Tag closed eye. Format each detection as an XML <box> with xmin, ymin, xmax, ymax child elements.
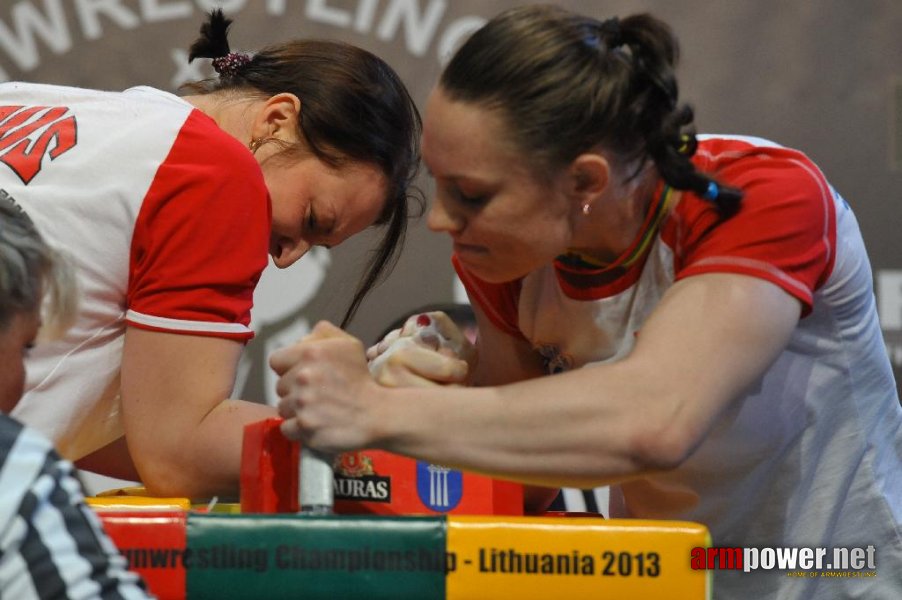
<box><xmin>454</xmin><ymin>189</ymin><xmax>489</xmax><ymax>207</ymax></box>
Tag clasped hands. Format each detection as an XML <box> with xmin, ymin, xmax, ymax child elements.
<box><xmin>271</xmin><ymin>312</ymin><xmax>474</xmax><ymax>452</ymax></box>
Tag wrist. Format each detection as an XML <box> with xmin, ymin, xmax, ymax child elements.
<box><xmin>364</xmin><ymin>382</ymin><xmax>401</xmax><ymax>450</ymax></box>
<box><xmin>365</xmin><ymin>385</ymin><xmax>427</xmax><ymax>456</ymax></box>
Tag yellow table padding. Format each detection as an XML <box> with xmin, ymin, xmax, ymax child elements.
<box><xmin>86</xmin><ymin>495</ymin><xmax>192</xmax><ymax>510</ymax></box>
<box><xmin>446</xmin><ymin>516</ymin><xmax>711</xmax><ymax>600</ymax></box>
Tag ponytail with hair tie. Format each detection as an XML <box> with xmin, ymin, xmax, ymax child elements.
<box><xmin>597</xmin><ymin>17</ymin><xmax>623</xmax><ymax>49</ymax></box>
<box><xmin>188</xmin><ymin>9</ymin><xmax>252</xmax><ymax>79</ymax></box>
<box><xmin>211</xmin><ymin>53</ymin><xmax>252</xmax><ymax>78</ymax></box>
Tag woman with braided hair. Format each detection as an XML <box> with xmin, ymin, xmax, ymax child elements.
<box><xmin>273</xmin><ymin>5</ymin><xmax>902</xmax><ymax>598</ymax></box>
<box><xmin>2</xmin><ymin>9</ymin><xmax>421</xmax><ymax>499</ymax></box>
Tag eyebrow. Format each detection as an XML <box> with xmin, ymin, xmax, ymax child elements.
<box><xmin>425</xmin><ymin>169</ymin><xmax>489</xmax><ymax>187</ymax></box>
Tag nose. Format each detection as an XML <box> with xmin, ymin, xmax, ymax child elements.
<box><xmin>272</xmin><ymin>237</ymin><xmax>312</xmax><ymax>268</ymax></box>
<box><xmin>427</xmin><ymin>196</ymin><xmax>463</xmax><ymax>234</ymax></box>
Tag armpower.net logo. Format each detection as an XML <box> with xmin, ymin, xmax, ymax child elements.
<box><xmin>691</xmin><ymin>545</ymin><xmax>877</xmax><ymax>578</ymax></box>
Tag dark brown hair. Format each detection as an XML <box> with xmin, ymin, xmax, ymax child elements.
<box><xmin>185</xmin><ymin>10</ymin><xmax>422</xmax><ymax>326</ymax></box>
<box><xmin>440</xmin><ymin>5</ymin><xmax>741</xmax><ymax>215</ymax></box>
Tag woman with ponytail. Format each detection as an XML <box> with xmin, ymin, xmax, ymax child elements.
<box><xmin>1</xmin><ymin>10</ymin><xmax>421</xmax><ymax>499</ymax></box>
<box><xmin>273</xmin><ymin>6</ymin><xmax>902</xmax><ymax>598</ymax></box>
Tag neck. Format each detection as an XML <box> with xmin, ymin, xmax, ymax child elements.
<box><xmin>182</xmin><ymin>94</ymin><xmax>216</xmax><ymax>116</ymax></box>
<box><xmin>183</xmin><ymin>93</ymin><xmax>256</xmax><ymax>143</ymax></box>
<box><xmin>569</xmin><ymin>166</ymin><xmax>660</xmax><ymax>264</ymax></box>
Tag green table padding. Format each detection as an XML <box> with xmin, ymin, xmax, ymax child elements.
<box><xmin>186</xmin><ymin>514</ymin><xmax>447</xmax><ymax>599</ymax></box>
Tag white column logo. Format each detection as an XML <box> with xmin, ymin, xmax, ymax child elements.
<box><xmin>428</xmin><ymin>465</ymin><xmax>450</xmax><ymax>507</ymax></box>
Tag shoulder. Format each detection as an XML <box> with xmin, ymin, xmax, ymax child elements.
<box><xmin>138</xmin><ymin>101</ymin><xmax>268</xmax><ymax>220</ymax></box>
<box><xmin>0</xmin><ymin>412</ymin><xmax>26</xmax><ymax>454</ymax></box>
<box><xmin>160</xmin><ymin>106</ymin><xmax>267</xmax><ymax>197</ymax></box>
<box><xmin>127</xmin><ymin>102</ymin><xmax>269</xmax><ymax>337</ymax></box>
<box><xmin>114</xmin><ymin>87</ymin><xmax>262</xmax><ymax>179</ymax></box>
<box><xmin>0</xmin><ymin>417</ymin><xmax>150</xmax><ymax>598</ymax></box>
<box><xmin>0</xmin><ymin>415</ymin><xmax>58</xmax><ymax>506</ymax></box>
<box><xmin>664</xmin><ymin>135</ymin><xmax>838</xmax><ymax>310</ymax></box>
<box><xmin>673</xmin><ymin>135</ymin><xmax>833</xmax><ymax>230</ymax></box>
<box><xmin>0</xmin><ymin>413</ymin><xmax>53</xmax><ymax>455</ymax></box>
<box><xmin>693</xmin><ymin>135</ymin><xmax>829</xmax><ymax>195</ymax></box>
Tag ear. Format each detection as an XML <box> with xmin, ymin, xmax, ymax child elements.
<box><xmin>567</xmin><ymin>152</ymin><xmax>610</xmax><ymax>212</ymax></box>
<box><xmin>252</xmin><ymin>93</ymin><xmax>301</xmax><ymax>142</ymax></box>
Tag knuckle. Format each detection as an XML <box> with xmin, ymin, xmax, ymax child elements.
<box><xmin>290</xmin><ymin>366</ymin><xmax>308</xmax><ymax>385</ymax></box>
<box><xmin>374</xmin><ymin>370</ymin><xmax>398</xmax><ymax>388</ymax></box>
<box><xmin>385</xmin><ymin>350</ymin><xmax>407</xmax><ymax>367</ymax></box>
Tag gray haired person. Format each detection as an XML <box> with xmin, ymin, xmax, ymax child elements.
<box><xmin>0</xmin><ymin>192</ymin><xmax>149</xmax><ymax>599</ymax></box>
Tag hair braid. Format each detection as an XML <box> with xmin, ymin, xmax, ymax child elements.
<box><xmin>620</xmin><ymin>14</ymin><xmax>742</xmax><ymax>216</ymax></box>
<box><xmin>442</xmin><ymin>6</ymin><xmax>743</xmax><ymax>218</ymax></box>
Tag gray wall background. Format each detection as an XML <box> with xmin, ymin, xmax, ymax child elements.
<box><xmin>2</xmin><ymin>0</ymin><xmax>900</xmax><ymax>405</ymax></box>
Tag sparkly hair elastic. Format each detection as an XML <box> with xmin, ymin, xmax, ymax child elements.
<box><xmin>211</xmin><ymin>52</ymin><xmax>252</xmax><ymax>77</ymax></box>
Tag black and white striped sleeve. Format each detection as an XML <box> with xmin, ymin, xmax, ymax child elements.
<box><xmin>549</xmin><ymin>487</ymin><xmax>611</xmax><ymax>516</ymax></box>
<box><xmin>0</xmin><ymin>416</ymin><xmax>151</xmax><ymax>599</ymax></box>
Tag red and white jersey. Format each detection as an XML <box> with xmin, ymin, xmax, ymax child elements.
<box><xmin>0</xmin><ymin>82</ymin><xmax>270</xmax><ymax>460</ymax></box>
<box><xmin>457</xmin><ymin>136</ymin><xmax>902</xmax><ymax>597</ymax></box>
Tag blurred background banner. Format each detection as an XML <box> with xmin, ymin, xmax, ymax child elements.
<box><xmin>2</xmin><ymin>0</ymin><xmax>901</xmax><ymax>404</ymax></box>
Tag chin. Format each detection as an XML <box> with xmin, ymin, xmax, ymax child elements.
<box><xmin>456</xmin><ymin>246</ymin><xmax>541</xmax><ymax>284</ymax></box>
<box><xmin>461</xmin><ymin>260</ymin><xmax>528</xmax><ymax>285</ymax></box>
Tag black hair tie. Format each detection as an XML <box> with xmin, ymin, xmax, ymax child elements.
<box><xmin>598</xmin><ymin>17</ymin><xmax>623</xmax><ymax>49</ymax></box>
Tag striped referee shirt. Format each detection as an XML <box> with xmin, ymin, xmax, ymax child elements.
<box><xmin>0</xmin><ymin>414</ymin><xmax>150</xmax><ymax>599</ymax></box>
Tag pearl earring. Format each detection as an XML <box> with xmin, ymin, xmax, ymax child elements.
<box><xmin>582</xmin><ymin>203</ymin><xmax>591</xmax><ymax>215</ymax></box>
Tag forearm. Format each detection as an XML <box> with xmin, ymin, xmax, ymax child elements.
<box><xmin>278</xmin><ymin>278</ymin><xmax>799</xmax><ymax>494</ymax></box>
<box><xmin>137</xmin><ymin>399</ymin><xmax>276</xmax><ymax>499</ymax></box>
<box><xmin>378</xmin><ymin>275</ymin><xmax>801</xmax><ymax>489</ymax></box>
<box><xmin>374</xmin><ymin>359</ymin><xmax>673</xmax><ymax>490</ymax></box>
<box><xmin>122</xmin><ymin>328</ymin><xmax>280</xmax><ymax>499</ymax></box>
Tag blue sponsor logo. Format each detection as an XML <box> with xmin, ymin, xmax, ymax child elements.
<box><xmin>416</xmin><ymin>461</ymin><xmax>463</xmax><ymax>512</ymax></box>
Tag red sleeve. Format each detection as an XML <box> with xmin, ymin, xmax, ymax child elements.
<box><xmin>452</xmin><ymin>254</ymin><xmax>526</xmax><ymax>339</ymax></box>
<box><xmin>669</xmin><ymin>145</ymin><xmax>837</xmax><ymax>316</ymax></box>
<box><xmin>126</xmin><ymin>110</ymin><xmax>270</xmax><ymax>340</ymax></box>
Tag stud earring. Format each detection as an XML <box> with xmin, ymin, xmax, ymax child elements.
<box><xmin>582</xmin><ymin>203</ymin><xmax>592</xmax><ymax>216</ymax></box>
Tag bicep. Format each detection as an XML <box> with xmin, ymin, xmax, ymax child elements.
<box><xmin>120</xmin><ymin>327</ymin><xmax>243</xmax><ymax>468</ymax></box>
<box><xmin>626</xmin><ymin>273</ymin><xmax>801</xmax><ymax>450</ymax></box>
<box><xmin>469</xmin><ymin>300</ymin><xmax>545</xmax><ymax>386</ymax></box>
